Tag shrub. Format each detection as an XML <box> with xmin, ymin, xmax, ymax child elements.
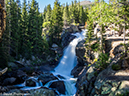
<box><xmin>95</xmin><ymin>53</ymin><xmax>109</xmax><ymax>70</ymax></box>
<box><xmin>91</xmin><ymin>42</ymin><xmax>100</xmax><ymax>52</ymax></box>
<box><xmin>112</xmin><ymin>64</ymin><xmax>121</xmax><ymax>71</ymax></box>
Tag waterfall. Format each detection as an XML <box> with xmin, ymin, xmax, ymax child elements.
<box><xmin>14</xmin><ymin>29</ymin><xmax>87</xmax><ymax>96</ymax></box>
<box><xmin>52</xmin><ymin>29</ymin><xmax>87</xmax><ymax>95</ymax></box>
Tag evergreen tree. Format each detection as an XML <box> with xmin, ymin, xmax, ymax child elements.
<box><xmin>44</xmin><ymin>4</ymin><xmax>51</xmax><ymax>22</ymax></box>
<box><xmin>63</xmin><ymin>3</ymin><xmax>70</xmax><ymax>26</ymax></box>
<box><xmin>79</xmin><ymin>6</ymin><xmax>86</xmax><ymax>25</ymax></box>
<box><xmin>43</xmin><ymin>6</ymin><xmax>47</xmax><ymax>23</ymax></box>
<box><xmin>9</xmin><ymin>0</ymin><xmax>20</xmax><ymax>58</ymax></box>
<box><xmin>50</xmin><ymin>0</ymin><xmax>63</xmax><ymax>45</ymax></box>
<box><xmin>21</xmin><ymin>0</ymin><xmax>29</xmax><ymax>57</ymax></box>
<box><xmin>70</xmin><ymin>1</ymin><xmax>75</xmax><ymax>23</ymax></box>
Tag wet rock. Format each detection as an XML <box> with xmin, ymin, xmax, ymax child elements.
<box><xmin>3</xmin><ymin>77</ymin><xmax>16</xmax><ymax>85</ymax></box>
<box><xmin>38</xmin><ymin>73</ymin><xmax>58</xmax><ymax>85</ymax></box>
<box><xmin>52</xmin><ymin>44</ymin><xmax>58</xmax><ymax>48</ymax></box>
<box><xmin>57</xmin><ymin>75</ymin><xmax>65</xmax><ymax>79</ymax></box>
<box><xmin>71</xmin><ymin>65</ymin><xmax>84</xmax><ymax>77</ymax></box>
<box><xmin>0</xmin><ymin>86</ymin><xmax>9</xmax><ymax>92</ymax></box>
<box><xmin>15</xmin><ymin>70</ymin><xmax>28</xmax><ymax>84</ymax></box>
<box><xmin>29</xmin><ymin>88</ymin><xmax>55</xmax><ymax>96</ymax></box>
<box><xmin>25</xmin><ymin>78</ymin><xmax>37</xmax><ymax>87</ymax></box>
<box><xmin>75</xmin><ymin>40</ymin><xmax>86</xmax><ymax>66</ymax></box>
<box><xmin>61</xmin><ymin>32</ymin><xmax>76</xmax><ymax>48</ymax></box>
<box><xmin>49</xmin><ymin>81</ymin><xmax>66</xmax><ymax>95</ymax></box>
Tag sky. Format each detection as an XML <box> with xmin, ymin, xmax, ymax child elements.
<box><xmin>20</xmin><ymin>0</ymin><xmax>93</xmax><ymax>12</ymax></box>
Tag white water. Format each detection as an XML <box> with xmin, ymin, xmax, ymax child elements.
<box><xmin>14</xmin><ymin>29</ymin><xmax>87</xmax><ymax>96</ymax></box>
<box><xmin>51</xmin><ymin>29</ymin><xmax>87</xmax><ymax>95</ymax></box>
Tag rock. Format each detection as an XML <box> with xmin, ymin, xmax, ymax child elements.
<box><xmin>38</xmin><ymin>73</ymin><xmax>58</xmax><ymax>85</ymax></box>
<box><xmin>86</xmin><ymin>65</ymin><xmax>96</xmax><ymax>81</ymax></box>
<box><xmin>71</xmin><ymin>65</ymin><xmax>84</xmax><ymax>77</ymax></box>
<box><xmin>75</xmin><ymin>40</ymin><xmax>86</xmax><ymax>66</ymax></box>
<box><xmin>51</xmin><ymin>44</ymin><xmax>63</xmax><ymax>55</ymax></box>
<box><xmin>113</xmin><ymin>44</ymin><xmax>125</xmax><ymax>55</ymax></box>
<box><xmin>32</xmin><ymin>56</ymin><xmax>36</xmax><ymax>61</ymax></box>
<box><xmin>93</xmin><ymin>56</ymin><xmax>129</xmax><ymax>95</ymax></box>
<box><xmin>66</xmin><ymin>27</ymin><xmax>73</xmax><ymax>33</ymax></box>
<box><xmin>8</xmin><ymin>62</ymin><xmax>18</xmax><ymax>70</ymax></box>
<box><xmin>20</xmin><ymin>67</ymin><xmax>33</xmax><ymax>75</ymax></box>
<box><xmin>75</xmin><ymin>64</ymin><xmax>98</xmax><ymax>96</ymax></box>
<box><xmin>3</xmin><ymin>77</ymin><xmax>16</xmax><ymax>85</ymax></box>
<box><xmin>25</xmin><ymin>78</ymin><xmax>37</xmax><ymax>87</ymax></box>
<box><xmin>52</xmin><ymin>43</ymin><xmax>58</xmax><ymax>48</ymax></box>
<box><xmin>49</xmin><ymin>80</ymin><xmax>66</xmax><ymax>95</ymax></box>
<box><xmin>29</xmin><ymin>88</ymin><xmax>55</xmax><ymax>96</ymax></box>
<box><xmin>61</xmin><ymin>32</ymin><xmax>76</xmax><ymax>48</ymax></box>
<box><xmin>70</xmin><ymin>25</ymin><xmax>79</xmax><ymax>33</ymax></box>
<box><xmin>57</xmin><ymin>75</ymin><xmax>65</xmax><ymax>79</ymax></box>
<box><xmin>14</xmin><ymin>61</ymin><xmax>25</xmax><ymax>67</ymax></box>
<box><xmin>7</xmin><ymin>89</ymin><xmax>22</xmax><ymax>93</ymax></box>
<box><xmin>119</xmin><ymin>81</ymin><xmax>129</xmax><ymax>90</ymax></box>
<box><xmin>0</xmin><ymin>86</ymin><xmax>9</xmax><ymax>92</ymax></box>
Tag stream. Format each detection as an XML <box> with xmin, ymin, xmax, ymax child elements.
<box><xmin>15</xmin><ymin>29</ymin><xmax>87</xmax><ymax>96</ymax></box>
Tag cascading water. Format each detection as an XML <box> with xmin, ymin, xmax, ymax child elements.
<box><xmin>51</xmin><ymin>29</ymin><xmax>87</xmax><ymax>95</ymax></box>
<box><xmin>15</xmin><ymin>29</ymin><xmax>87</xmax><ymax>96</ymax></box>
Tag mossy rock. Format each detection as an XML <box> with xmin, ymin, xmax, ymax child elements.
<box><xmin>112</xmin><ymin>64</ymin><xmax>121</xmax><ymax>71</ymax></box>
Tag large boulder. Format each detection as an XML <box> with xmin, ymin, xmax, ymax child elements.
<box><xmin>38</xmin><ymin>73</ymin><xmax>58</xmax><ymax>85</ymax></box>
<box><xmin>75</xmin><ymin>40</ymin><xmax>86</xmax><ymax>66</ymax></box>
<box><xmin>49</xmin><ymin>80</ymin><xmax>66</xmax><ymax>95</ymax></box>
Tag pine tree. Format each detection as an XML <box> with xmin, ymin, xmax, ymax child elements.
<box><xmin>9</xmin><ymin>0</ymin><xmax>20</xmax><ymax>58</ymax></box>
<box><xmin>70</xmin><ymin>1</ymin><xmax>75</xmax><ymax>23</ymax></box>
<box><xmin>45</xmin><ymin>4</ymin><xmax>52</xmax><ymax>22</ymax></box>
<box><xmin>43</xmin><ymin>6</ymin><xmax>47</xmax><ymax>23</ymax></box>
<box><xmin>63</xmin><ymin>3</ymin><xmax>70</xmax><ymax>26</ymax></box>
<box><xmin>21</xmin><ymin>0</ymin><xmax>29</xmax><ymax>57</ymax></box>
<box><xmin>50</xmin><ymin>0</ymin><xmax>63</xmax><ymax>45</ymax></box>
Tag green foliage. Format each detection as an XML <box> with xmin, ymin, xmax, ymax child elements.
<box><xmin>0</xmin><ymin>43</ymin><xmax>8</xmax><ymax>68</ymax></box>
<box><xmin>91</xmin><ymin>42</ymin><xmax>100</xmax><ymax>52</ymax></box>
<box><xmin>42</xmin><ymin>21</ymin><xmax>50</xmax><ymax>28</ymax></box>
<box><xmin>2</xmin><ymin>0</ymin><xmax>49</xmax><ymax>61</ymax></box>
<box><xmin>44</xmin><ymin>4</ymin><xmax>52</xmax><ymax>22</ymax></box>
<box><xmin>63</xmin><ymin>3</ymin><xmax>70</xmax><ymax>25</ymax></box>
<box><xmin>49</xmin><ymin>0</ymin><xmax>63</xmax><ymax>45</ymax></box>
<box><xmin>117</xmin><ymin>91</ymin><xmax>129</xmax><ymax>96</ymax></box>
<box><xmin>112</xmin><ymin>64</ymin><xmax>121</xmax><ymax>71</ymax></box>
<box><xmin>95</xmin><ymin>53</ymin><xmax>109</xmax><ymax>70</ymax></box>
